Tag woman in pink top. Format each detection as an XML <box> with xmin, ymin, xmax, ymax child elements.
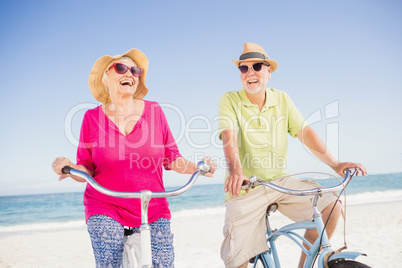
<box><xmin>52</xmin><ymin>48</ymin><xmax>216</xmax><ymax>267</ymax></box>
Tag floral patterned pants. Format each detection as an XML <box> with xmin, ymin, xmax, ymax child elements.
<box><xmin>87</xmin><ymin>215</ymin><xmax>174</xmax><ymax>268</ymax></box>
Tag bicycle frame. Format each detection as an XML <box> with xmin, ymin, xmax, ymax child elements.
<box><xmin>246</xmin><ymin>170</ymin><xmax>366</xmax><ymax>268</ymax></box>
<box><xmin>62</xmin><ymin>161</ymin><xmax>211</xmax><ymax>268</ymax></box>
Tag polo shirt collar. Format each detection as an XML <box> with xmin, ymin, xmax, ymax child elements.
<box><xmin>239</xmin><ymin>88</ymin><xmax>278</xmax><ymax>109</ymax></box>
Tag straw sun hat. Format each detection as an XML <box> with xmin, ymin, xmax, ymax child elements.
<box><xmin>88</xmin><ymin>48</ymin><xmax>149</xmax><ymax>103</ymax></box>
<box><xmin>232</xmin><ymin>42</ymin><xmax>278</xmax><ymax>72</ymax></box>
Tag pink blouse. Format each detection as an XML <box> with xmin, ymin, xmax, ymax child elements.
<box><xmin>76</xmin><ymin>100</ymin><xmax>182</xmax><ymax>227</ymax></box>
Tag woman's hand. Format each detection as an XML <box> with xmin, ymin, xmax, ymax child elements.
<box><xmin>51</xmin><ymin>157</ymin><xmax>87</xmax><ymax>182</ymax></box>
<box><xmin>168</xmin><ymin>156</ymin><xmax>217</xmax><ymax>177</ymax></box>
<box><xmin>201</xmin><ymin>156</ymin><xmax>217</xmax><ymax>178</ymax></box>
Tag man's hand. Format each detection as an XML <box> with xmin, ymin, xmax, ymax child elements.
<box><xmin>225</xmin><ymin>173</ymin><xmax>250</xmax><ymax>197</ymax></box>
<box><xmin>332</xmin><ymin>162</ymin><xmax>368</xmax><ymax>177</ymax></box>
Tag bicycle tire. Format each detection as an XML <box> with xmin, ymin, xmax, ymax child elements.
<box><xmin>248</xmin><ymin>255</ymin><xmax>269</xmax><ymax>268</ymax></box>
<box><xmin>328</xmin><ymin>259</ymin><xmax>371</xmax><ymax>268</ymax></box>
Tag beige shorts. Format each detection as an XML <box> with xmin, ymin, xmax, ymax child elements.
<box><xmin>220</xmin><ymin>176</ymin><xmax>338</xmax><ymax>268</ymax></box>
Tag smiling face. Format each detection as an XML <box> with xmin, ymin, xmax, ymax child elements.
<box><xmin>103</xmin><ymin>57</ymin><xmax>140</xmax><ymax>101</ymax></box>
<box><xmin>240</xmin><ymin>61</ymin><xmax>271</xmax><ymax>96</ymax></box>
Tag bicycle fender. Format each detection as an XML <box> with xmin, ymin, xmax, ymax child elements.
<box><xmin>328</xmin><ymin>251</ymin><xmax>367</xmax><ymax>262</ymax></box>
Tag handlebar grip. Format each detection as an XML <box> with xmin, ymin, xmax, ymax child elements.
<box><xmin>197</xmin><ymin>161</ymin><xmax>211</xmax><ymax>174</ymax></box>
<box><xmin>62</xmin><ymin>166</ymin><xmax>73</xmax><ymax>174</ymax></box>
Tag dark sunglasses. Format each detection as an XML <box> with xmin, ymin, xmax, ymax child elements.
<box><xmin>238</xmin><ymin>63</ymin><xmax>270</xmax><ymax>74</ymax></box>
<box><xmin>110</xmin><ymin>63</ymin><xmax>143</xmax><ymax>77</ymax></box>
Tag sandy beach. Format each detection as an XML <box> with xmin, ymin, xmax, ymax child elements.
<box><xmin>1</xmin><ymin>201</ymin><xmax>401</xmax><ymax>267</ymax></box>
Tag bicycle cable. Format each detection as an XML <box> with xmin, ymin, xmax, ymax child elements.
<box><xmin>315</xmin><ymin>169</ymin><xmax>357</xmax><ymax>266</ymax></box>
<box><xmin>274</xmin><ymin>171</ymin><xmax>341</xmax><ymax>182</ymax></box>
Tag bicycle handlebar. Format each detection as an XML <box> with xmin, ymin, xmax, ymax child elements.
<box><xmin>62</xmin><ymin>161</ymin><xmax>211</xmax><ymax>199</ymax></box>
<box><xmin>241</xmin><ymin>169</ymin><xmax>358</xmax><ymax>196</ymax></box>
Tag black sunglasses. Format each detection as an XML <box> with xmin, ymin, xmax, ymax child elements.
<box><xmin>238</xmin><ymin>63</ymin><xmax>270</xmax><ymax>74</ymax></box>
<box><xmin>110</xmin><ymin>63</ymin><xmax>143</xmax><ymax>77</ymax></box>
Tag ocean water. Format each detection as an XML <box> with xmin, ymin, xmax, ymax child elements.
<box><xmin>0</xmin><ymin>172</ymin><xmax>401</xmax><ymax>232</ymax></box>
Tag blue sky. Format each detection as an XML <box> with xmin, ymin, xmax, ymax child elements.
<box><xmin>0</xmin><ymin>0</ymin><xmax>401</xmax><ymax>196</ymax></box>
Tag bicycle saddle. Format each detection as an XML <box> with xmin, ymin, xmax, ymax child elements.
<box><xmin>267</xmin><ymin>203</ymin><xmax>278</xmax><ymax>213</ymax></box>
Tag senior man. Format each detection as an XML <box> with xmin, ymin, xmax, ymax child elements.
<box><xmin>218</xmin><ymin>42</ymin><xmax>367</xmax><ymax>268</ymax></box>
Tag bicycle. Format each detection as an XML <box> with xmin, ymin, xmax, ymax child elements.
<box><xmin>62</xmin><ymin>161</ymin><xmax>211</xmax><ymax>268</ymax></box>
<box><xmin>242</xmin><ymin>169</ymin><xmax>370</xmax><ymax>268</ymax></box>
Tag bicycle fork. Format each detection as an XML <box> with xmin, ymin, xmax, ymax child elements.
<box><xmin>311</xmin><ymin>196</ymin><xmax>367</xmax><ymax>267</ymax></box>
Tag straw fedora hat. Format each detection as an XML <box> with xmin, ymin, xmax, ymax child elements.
<box><xmin>88</xmin><ymin>48</ymin><xmax>149</xmax><ymax>103</ymax></box>
<box><xmin>232</xmin><ymin>42</ymin><xmax>278</xmax><ymax>72</ymax></box>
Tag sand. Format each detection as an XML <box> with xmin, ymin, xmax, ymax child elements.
<box><xmin>1</xmin><ymin>201</ymin><xmax>401</xmax><ymax>267</ymax></box>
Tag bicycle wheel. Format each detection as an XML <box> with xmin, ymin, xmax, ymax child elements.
<box><xmin>248</xmin><ymin>254</ymin><xmax>269</xmax><ymax>268</ymax></box>
<box><xmin>328</xmin><ymin>259</ymin><xmax>371</xmax><ymax>268</ymax></box>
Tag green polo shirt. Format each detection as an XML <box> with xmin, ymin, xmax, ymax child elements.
<box><xmin>218</xmin><ymin>88</ymin><xmax>307</xmax><ymax>200</ymax></box>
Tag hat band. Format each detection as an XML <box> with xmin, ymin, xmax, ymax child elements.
<box><xmin>239</xmin><ymin>52</ymin><xmax>268</xmax><ymax>61</ymax></box>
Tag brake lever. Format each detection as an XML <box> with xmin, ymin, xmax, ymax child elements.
<box><xmin>346</xmin><ymin>168</ymin><xmax>359</xmax><ymax>179</ymax></box>
<box><xmin>241</xmin><ymin>176</ymin><xmax>262</xmax><ymax>190</ymax></box>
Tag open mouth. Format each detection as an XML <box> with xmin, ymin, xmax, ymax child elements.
<box><xmin>247</xmin><ymin>79</ymin><xmax>258</xmax><ymax>84</ymax></box>
<box><xmin>120</xmin><ymin>80</ymin><xmax>134</xmax><ymax>87</ymax></box>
